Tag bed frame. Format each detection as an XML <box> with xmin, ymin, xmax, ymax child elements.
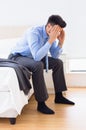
<box><xmin>0</xmin><ymin>26</ymin><xmax>34</xmax><ymax>125</ymax></box>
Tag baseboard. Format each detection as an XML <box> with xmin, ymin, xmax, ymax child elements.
<box><xmin>47</xmin><ymin>88</ymin><xmax>54</xmax><ymax>94</ymax></box>
<box><xmin>66</xmin><ymin>73</ymin><xmax>86</xmax><ymax>87</ymax></box>
<box><xmin>47</xmin><ymin>86</ymin><xmax>86</xmax><ymax>94</ymax></box>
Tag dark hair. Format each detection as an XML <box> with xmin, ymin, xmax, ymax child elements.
<box><xmin>46</xmin><ymin>15</ymin><xmax>66</xmax><ymax>28</ymax></box>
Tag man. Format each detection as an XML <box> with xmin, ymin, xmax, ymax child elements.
<box><xmin>8</xmin><ymin>15</ymin><xmax>75</xmax><ymax>114</ymax></box>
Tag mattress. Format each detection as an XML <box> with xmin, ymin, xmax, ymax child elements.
<box><xmin>0</xmin><ymin>67</ymin><xmax>33</xmax><ymax>117</ymax></box>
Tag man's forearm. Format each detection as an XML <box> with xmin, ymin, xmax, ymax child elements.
<box><xmin>58</xmin><ymin>41</ymin><xmax>63</xmax><ymax>48</ymax></box>
<box><xmin>33</xmin><ymin>42</ymin><xmax>51</xmax><ymax>61</ymax></box>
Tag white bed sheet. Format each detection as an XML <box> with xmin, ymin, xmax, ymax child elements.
<box><xmin>0</xmin><ymin>67</ymin><xmax>29</xmax><ymax>116</ymax></box>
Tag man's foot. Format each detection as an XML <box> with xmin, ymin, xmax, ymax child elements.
<box><xmin>37</xmin><ymin>102</ymin><xmax>55</xmax><ymax>114</ymax></box>
<box><xmin>55</xmin><ymin>92</ymin><xmax>75</xmax><ymax>105</ymax></box>
<box><xmin>55</xmin><ymin>96</ymin><xmax>75</xmax><ymax>105</ymax></box>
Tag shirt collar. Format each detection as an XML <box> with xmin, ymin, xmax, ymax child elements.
<box><xmin>43</xmin><ymin>25</ymin><xmax>49</xmax><ymax>39</ymax></box>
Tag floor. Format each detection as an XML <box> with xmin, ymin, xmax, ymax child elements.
<box><xmin>0</xmin><ymin>88</ymin><xmax>86</xmax><ymax>130</ymax></box>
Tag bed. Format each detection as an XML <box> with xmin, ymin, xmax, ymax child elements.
<box><xmin>0</xmin><ymin>26</ymin><xmax>34</xmax><ymax>124</ymax></box>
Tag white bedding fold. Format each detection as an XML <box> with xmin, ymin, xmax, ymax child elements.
<box><xmin>0</xmin><ymin>67</ymin><xmax>28</xmax><ymax>115</ymax></box>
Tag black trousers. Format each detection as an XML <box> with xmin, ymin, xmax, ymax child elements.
<box><xmin>8</xmin><ymin>54</ymin><xmax>67</xmax><ymax>102</ymax></box>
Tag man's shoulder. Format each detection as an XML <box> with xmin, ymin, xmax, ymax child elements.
<box><xmin>32</xmin><ymin>25</ymin><xmax>44</xmax><ymax>31</ymax></box>
<box><xmin>26</xmin><ymin>25</ymin><xmax>44</xmax><ymax>35</ymax></box>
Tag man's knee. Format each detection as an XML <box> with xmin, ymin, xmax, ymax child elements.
<box><xmin>34</xmin><ymin>61</ymin><xmax>44</xmax><ymax>72</ymax></box>
<box><xmin>56</xmin><ymin>59</ymin><xmax>63</xmax><ymax>68</ymax></box>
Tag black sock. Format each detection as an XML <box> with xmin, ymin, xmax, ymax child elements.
<box><xmin>37</xmin><ymin>102</ymin><xmax>55</xmax><ymax>114</ymax></box>
<box><xmin>55</xmin><ymin>92</ymin><xmax>75</xmax><ymax>105</ymax></box>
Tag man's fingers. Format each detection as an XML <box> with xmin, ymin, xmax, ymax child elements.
<box><xmin>52</xmin><ymin>25</ymin><xmax>60</xmax><ymax>31</ymax></box>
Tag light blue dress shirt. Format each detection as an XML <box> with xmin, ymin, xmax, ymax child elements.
<box><xmin>11</xmin><ymin>25</ymin><xmax>63</xmax><ymax>71</ymax></box>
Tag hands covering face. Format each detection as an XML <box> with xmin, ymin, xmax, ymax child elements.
<box><xmin>48</xmin><ymin>25</ymin><xmax>65</xmax><ymax>47</ymax></box>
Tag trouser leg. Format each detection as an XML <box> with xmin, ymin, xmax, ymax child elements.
<box><xmin>9</xmin><ymin>55</ymin><xmax>48</xmax><ymax>102</ymax></box>
<box><xmin>42</xmin><ymin>57</ymin><xmax>67</xmax><ymax>93</ymax></box>
<box><xmin>42</xmin><ymin>57</ymin><xmax>75</xmax><ymax>105</ymax></box>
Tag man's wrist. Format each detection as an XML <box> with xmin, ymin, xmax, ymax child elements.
<box><xmin>48</xmin><ymin>39</ymin><xmax>53</xmax><ymax>45</ymax></box>
<box><xmin>58</xmin><ymin>41</ymin><xmax>63</xmax><ymax>48</ymax></box>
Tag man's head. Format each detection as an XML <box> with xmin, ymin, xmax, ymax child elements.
<box><xmin>46</xmin><ymin>15</ymin><xmax>66</xmax><ymax>28</ymax></box>
<box><xmin>46</xmin><ymin>15</ymin><xmax>66</xmax><ymax>35</ymax></box>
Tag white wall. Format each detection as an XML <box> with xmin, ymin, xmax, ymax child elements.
<box><xmin>0</xmin><ymin>0</ymin><xmax>68</xmax><ymax>26</ymax></box>
<box><xmin>0</xmin><ymin>0</ymin><xmax>86</xmax><ymax>58</ymax></box>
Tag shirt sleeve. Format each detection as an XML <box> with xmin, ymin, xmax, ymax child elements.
<box><xmin>27</xmin><ymin>32</ymin><xmax>51</xmax><ymax>61</ymax></box>
<box><xmin>50</xmin><ymin>40</ymin><xmax>63</xmax><ymax>58</ymax></box>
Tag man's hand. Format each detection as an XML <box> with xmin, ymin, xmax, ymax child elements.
<box><xmin>48</xmin><ymin>25</ymin><xmax>62</xmax><ymax>45</ymax></box>
<box><xmin>57</xmin><ymin>29</ymin><xmax>65</xmax><ymax>48</ymax></box>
